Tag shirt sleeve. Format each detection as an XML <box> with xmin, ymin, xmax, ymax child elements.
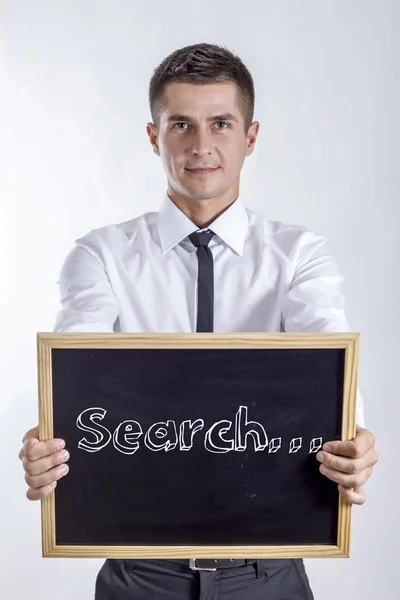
<box><xmin>53</xmin><ymin>235</ymin><xmax>119</xmax><ymax>333</ymax></box>
<box><xmin>281</xmin><ymin>230</ymin><xmax>365</xmax><ymax>428</ymax></box>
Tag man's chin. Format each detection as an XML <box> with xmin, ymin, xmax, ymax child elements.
<box><xmin>183</xmin><ymin>188</ymin><xmax>221</xmax><ymax>200</ymax></box>
<box><xmin>169</xmin><ymin>178</ymin><xmax>227</xmax><ymax>201</ymax></box>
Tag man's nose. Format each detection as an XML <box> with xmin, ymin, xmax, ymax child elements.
<box><xmin>190</xmin><ymin>130</ymin><xmax>213</xmax><ymax>156</ymax></box>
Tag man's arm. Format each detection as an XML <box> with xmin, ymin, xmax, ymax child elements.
<box><xmin>280</xmin><ymin>229</ymin><xmax>378</xmax><ymax>504</ymax></box>
<box><xmin>19</xmin><ymin>235</ymin><xmax>119</xmax><ymax>501</ymax></box>
<box><xmin>53</xmin><ymin>235</ymin><xmax>118</xmax><ymax>333</ymax></box>
<box><xmin>281</xmin><ymin>229</ymin><xmax>365</xmax><ymax>427</ymax></box>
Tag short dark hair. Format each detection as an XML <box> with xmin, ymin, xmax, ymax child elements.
<box><xmin>149</xmin><ymin>43</ymin><xmax>255</xmax><ymax>132</ymax></box>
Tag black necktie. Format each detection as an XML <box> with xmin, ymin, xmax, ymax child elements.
<box><xmin>188</xmin><ymin>229</ymin><xmax>215</xmax><ymax>332</ymax></box>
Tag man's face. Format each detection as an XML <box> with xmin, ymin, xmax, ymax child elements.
<box><xmin>147</xmin><ymin>82</ymin><xmax>259</xmax><ymax>201</ymax></box>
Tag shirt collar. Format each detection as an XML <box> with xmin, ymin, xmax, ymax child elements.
<box><xmin>157</xmin><ymin>191</ymin><xmax>249</xmax><ymax>256</ymax></box>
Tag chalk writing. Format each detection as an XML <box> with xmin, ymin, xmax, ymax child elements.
<box><xmin>76</xmin><ymin>406</ymin><xmax>323</xmax><ymax>456</ymax></box>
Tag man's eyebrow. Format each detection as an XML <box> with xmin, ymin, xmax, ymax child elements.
<box><xmin>167</xmin><ymin>113</ymin><xmax>238</xmax><ymax>123</ymax></box>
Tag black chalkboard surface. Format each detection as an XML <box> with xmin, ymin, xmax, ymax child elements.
<box><xmin>37</xmin><ymin>333</ymin><xmax>359</xmax><ymax>558</ymax></box>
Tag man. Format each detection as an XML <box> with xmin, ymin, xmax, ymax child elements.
<box><xmin>19</xmin><ymin>42</ymin><xmax>378</xmax><ymax>599</ymax></box>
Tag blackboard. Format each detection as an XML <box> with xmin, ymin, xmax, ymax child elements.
<box><xmin>37</xmin><ymin>332</ymin><xmax>359</xmax><ymax>558</ymax></box>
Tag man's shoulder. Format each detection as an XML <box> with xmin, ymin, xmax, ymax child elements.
<box><xmin>245</xmin><ymin>206</ymin><xmax>328</xmax><ymax>247</ymax></box>
<box><xmin>74</xmin><ymin>204</ymin><xmax>331</xmax><ymax>258</ymax></box>
<box><xmin>75</xmin><ymin>209</ymin><xmax>158</xmax><ymax>248</ymax></box>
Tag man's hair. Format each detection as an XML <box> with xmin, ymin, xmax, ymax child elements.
<box><xmin>149</xmin><ymin>43</ymin><xmax>255</xmax><ymax>133</ymax></box>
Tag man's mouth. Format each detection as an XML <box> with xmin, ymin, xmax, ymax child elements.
<box><xmin>185</xmin><ymin>167</ymin><xmax>219</xmax><ymax>174</ymax></box>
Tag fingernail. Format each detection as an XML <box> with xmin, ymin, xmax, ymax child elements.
<box><xmin>59</xmin><ymin>464</ymin><xmax>69</xmax><ymax>475</ymax></box>
<box><xmin>49</xmin><ymin>481</ymin><xmax>57</xmax><ymax>489</ymax></box>
<box><xmin>316</xmin><ymin>452</ymin><xmax>324</xmax><ymax>462</ymax></box>
<box><xmin>320</xmin><ymin>465</ymin><xmax>328</xmax><ymax>475</ymax></box>
<box><xmin>56</xmin><ymin>440</ymin><xmax>65</xmax><ymax>450</ymax></box>
<box><xmin>323</xmin><ymin>444</ymin><xmax>331</xmax><ymax>452</ymax></box>
<box><xmin>60</xmin><ymin>450</ymin><xmax>69</xmax><ymax>461</ymax></box>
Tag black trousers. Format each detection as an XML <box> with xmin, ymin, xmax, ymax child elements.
<box><xmin>94</xmin><ymin>558</ymin><xmax>314</xmax><ymax>599</ymax></box>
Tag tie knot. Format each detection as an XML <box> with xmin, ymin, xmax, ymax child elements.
<box><xmin>188</xmin><ymin>229</ymin><xmax>214</xmax><ymax>248</ymax></box>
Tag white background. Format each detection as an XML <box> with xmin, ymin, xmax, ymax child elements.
<box><xmin>0</xmin><ymin>1</ymin><xmax>398</xmax><ymax>598</ymax></box>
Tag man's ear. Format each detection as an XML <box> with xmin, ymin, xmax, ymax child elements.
<box><xmin>147</xmin><ymin>123</ymin><xmax>160</xmax><ymax>156</ymax></box>
<box><xmin>246</xmin><ymin>121</ymin><xmax>260</xmax><ymax>156</ymax></box>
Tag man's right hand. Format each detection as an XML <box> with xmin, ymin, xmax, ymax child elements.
<box><xmin>18</xmin><ymin>426</ymin><xmax>70</xmax><ymax>500</ymax></box>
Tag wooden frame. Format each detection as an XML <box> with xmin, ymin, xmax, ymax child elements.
<box><xmin>37</xmin><ymin>331</ymin><xmax>359</xmax><ymax>559</ymax></box>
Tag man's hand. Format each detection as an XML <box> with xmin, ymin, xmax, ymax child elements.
<box><xmin>316</xmin><ymin>425</ymin><xmax>378</xmax><ymax>505</ymax></box>
<box><xmin>18</xmin><ymin>426</ymin><xmax>70</xmax><ymax>500</ymax></box>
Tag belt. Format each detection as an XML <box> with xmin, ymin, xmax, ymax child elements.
<box><xmin>189</xmin><ymin>558</ymin><xmax>256</xmax><ymax>571</ymax></box>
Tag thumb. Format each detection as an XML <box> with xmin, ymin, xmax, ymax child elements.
<box><xmin>22</xmin><ymin>425</ymin><xmax>39</xmax><ymax>444</ymax></box>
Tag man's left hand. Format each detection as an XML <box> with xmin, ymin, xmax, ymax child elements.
<box><xmin>316</xmin><ymin>426</ymin><xmax>378</xmax><ymax>505</ymax></box>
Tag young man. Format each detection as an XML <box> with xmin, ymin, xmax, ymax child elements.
<box><xmin>19</xmin><ymin>43</ymin><xmax>378</xmax><ymax>599</ymax></box>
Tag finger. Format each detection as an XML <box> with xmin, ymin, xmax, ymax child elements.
<box><xmin>23</xmin><ymin>437</ymin><xmax>65</xmax><ymax>462</ymax></box>
<box><xmin>22</xmin><ymin>426</ymin><xmax>39</xmax><ymax>444</ymax></box>
<box><xmin>323</xmin><ymin>427</ymin><xmax>375</xmax><ymax>459</ymax></box>
<box><xmin>26</xmin><ymin>481</ymin><xmax>57</xmax><ymax>501</ymax></box>
<box><xmin>25</xmin><ymin>461</ymin><xmax>69</xmax><ymax>489</ymax></box>
<box><xmin>22</xmin><ymin>448</ymin><xmax>70</xmax><ymax>476</ymax></box>
<box><xmin>316</xmin><ymin>448</ymin><xmax>377</xmax><ymax>475</ymax></box>
<box><xmin>19</xmin><ymin>427</ymin><xmax>41</xmax><ymax>460</ymax></box>
<box><xmin>319</xmin><ymin>464</ymin><xmax>373</xmax><ymax>488</ymax></box>
<box><xmin>338</xmin><ymin>485</ymin><xmax>366</xmax><ymax>505</ymax></box>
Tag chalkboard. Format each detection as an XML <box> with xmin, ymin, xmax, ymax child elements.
<box><xmin>37</xmin><ymin>332</ymin><xmax>359</xmax><ymax>559</ymax></box>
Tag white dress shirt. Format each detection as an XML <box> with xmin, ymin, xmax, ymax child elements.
<box><xmin>54</xmin><ymin>191</ymin><xmax>365</xmax><ymax>426</ymax></box>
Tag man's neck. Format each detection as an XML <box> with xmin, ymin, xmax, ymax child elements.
<box><xmin>167</xmin><ymin>187</ymin><xmax>239</xmax><ymax>229</ymax></box>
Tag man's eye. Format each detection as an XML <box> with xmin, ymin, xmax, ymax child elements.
<box><xmin>173</xmin><ymin>122</ymin><xmax>229</xmax><ymax>130</ymax></box>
